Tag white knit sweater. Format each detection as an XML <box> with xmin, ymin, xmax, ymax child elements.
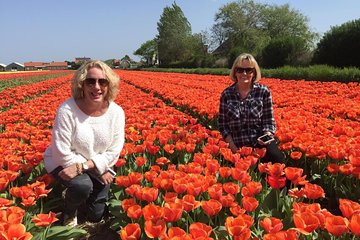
<box><xmin>44</xmin><ymin>98</ymin><xmax>125</xmax><ymax>175</ymax></box>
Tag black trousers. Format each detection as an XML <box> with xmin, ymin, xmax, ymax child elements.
<box><xmin>255</xmin><ymin>141</ymin><xmax>285</xmax><ymax>164</ymax></box>
<box><xmin>51</xmin><ymin>167</ymin><xmax>110</xmax><ymax>222</ymax></box>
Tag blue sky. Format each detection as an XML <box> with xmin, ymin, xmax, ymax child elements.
<box><xmin>1</xmin><ymin>0</ymin><xmax>359</xmax><ymax>64</ymax></box>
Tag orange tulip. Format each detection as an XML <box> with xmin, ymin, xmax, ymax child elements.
<box><xmin>267</xmin><ymin>163</ymin><xmax>285</xmax><ymax>177</ymax></box>
<box><xmin>180</xmin><ymin>194</ymin><xmax>201</xmax><ymax>212</ymax></box>
<box><xmin>303</xmin><ymin>183</ymin><xmax>325</xmax><ymax>200</ymax></box>
<box><xmin>163</xmin><ymin>192</ymin><xmax>178</xmax><ymax>203</ymax></box>
<box><xmin>219</xmin><ymin>167</ymin><xmax>232</xmax><ymax>178</ymax></box>
<box><xmin>0</xmin><ymin>223</ymin><xmax>32</xmax><ymax>240</ymax></box>
<box><xmin>127</xmin><ymin>205</ymin><xmax>142</xmax><ymax>220</ymax></box>
<box><xmin>266</xmin><ymin>175</ymin><xmax>286</xmax><ymax>189</ymax></box>
<box><xmin>189</xmin><ymin>222</ymin><xmax>212</xmax><ymax>238</ymax></box>
<box><xmin>172</xmin><ymin>178</ymin><xmax>188</xmax><ymax>194</ymax></box>
<box><xmin>201</xmin><ymin>199</ymin><xmax>222</xmax><ymax>217</ymax></box>
<box><xmin>349</xmin><ymin>213</ymin><xmax>360</xmax><ymax>236</ymax></box>
<box><xmin>225</xmin><ymin>216</ymin><xmax>251</xmax><ymax>239</ymax></box>
<box><xmin>293</xmin><ymin>212</ymin><xmax>320</xmax><ymax>235</ymax></box>
<box><xmin>32</xmin><ymin>211</ymin><xmax>58</xmax><ymax>227</ymax></box>
<box><xmin>120</xmin><ymin>223</ymin><xmax>141</xmax><ymax>240</ymax></box>
<box><xmin>141</xmin><ymin>187</ymin><xmax>159</xmax><ymax>202</ymax></box>
<box><xmin>230</xmin><ymin>205</ymin><xmax>246</xmax><ymax>217</ymax></box>
<box><xmin>135</xmin><ymin>156</ymin><xmax>146</xmax><ymax>167</ymax></box>
<box><xmin>219</xmin><ymin>194</ymin><xmax>236</xmax><ymax>207</ymax></box>
<box><xmin>121</xmin><ymin>198</ymin><xmax>136</xmax><ymax>212</ymax></box>
<box><xmin>290</xmin><ymin>151</ymin><xmax>302</xmax><ymax>160</ymax></box>
<box><xmin>116</xmin><ymin>175</ymin><xmax>131</xmax><ymax>188</ymax></box>
<box><xmin>242</xmin><ymin>196</ymin><xmax>259</xmax><ymax>213</ymax></box>
<box><xmin>339</xmin><ymin>198</ymin><xmax>360</xmax><ymax>219</ymax></box>
<box><xmin>167</xmin><ymin>227</ymin><xmax>186</xmax><ymax>238</ymax></box>
<box><xmin>241</xmin><ymin>181</ymin><xmax>262</xmax><ymax>197</ymax></box>
<box><xmin>163</xmin><ymin>202</ymin><xmax>184</xmax><ymax>222</ymax></box>
<box><xmin>324</xmin><ymin>215</ymin><xmax>349</xmax><ymax>237</ymax></box>
<box><xmin>144</xmin><ymin>219</ymin><xmax>166</xmax><ymax>239</ymax></box>
<box><xmin>0</xmin><ymin>198</ymin><xmax>14</xmax><ymax>209</ymax></box>
<box><xmin>207</xmin><ymin>183</ymin><xmax>222</xmax><ymax>200</ymax></box>
<box><xmin>231</xmin><ymin>169</ymin><xmax>251</xmax><ymax>184</ymax></box>
<box><xmin>128</xmin><ymin>172</ymin><xmax>143</xmax><ymax>184</ymax></box>
<box><xmin>142</xmin><ymin>203</ymin><xmax>163</xmax><ymax>221</ymax></box>
<box><xmin>260</xmin><ymin>217</ymin><xmax>283</xmax><ymax>233</ymax></box>
<box><xmin>223</xmin><ymin>182</ymin><xmax>240</xmax><ymax>195</ymax></box>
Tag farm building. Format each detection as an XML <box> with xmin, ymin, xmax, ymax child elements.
<box><xmin>24</xmin><ymin>62</ymin><xmax>46</xmax><ymax>71</ymax></box>
<box><xmin>0</xmin><ymin>63</ymin><xmax>6</xmax><ymax>71</ymax></box>
<box><xmin>44</xmin><ymin>61</ymin><xmax>68</xmax><ymax>70</ymax></box>
<box><xmin>24</xmin><ymin>61</ymin><xmax>68</xmax><ymax>70</ymax></box>
<box><xmin>5</xmin><ymin>62</ymin><xmax>25</xmax><ymax>71</ymax></box>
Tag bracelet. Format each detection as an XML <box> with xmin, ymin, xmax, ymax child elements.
<box><xmin>75</xmin><ymin>163</ymin><xmax>82</xmax><ymax>175</ymax></box>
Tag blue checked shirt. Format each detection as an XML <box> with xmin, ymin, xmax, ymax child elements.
<box><xmin>218</xmin><ymin>83</ymin><xmax>276</xmax><ymax>147</ymax></box>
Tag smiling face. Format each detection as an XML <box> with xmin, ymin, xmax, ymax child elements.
<box><xmin>235</xmin><ymin>59</ymin><xmax>255</xmax><ymax>86</ymax></box>
<box><xmin>83</xmin><ymin>67</ymin><xmax>108</xmax><ymax>105</ymax></box>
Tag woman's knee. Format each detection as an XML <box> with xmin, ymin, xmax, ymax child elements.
<box><xmin>67</xmin><ymin>174</ymin><xmax>93</xmax><ymax>199</ymax></box>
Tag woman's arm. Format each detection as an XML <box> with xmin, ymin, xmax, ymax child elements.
<box><xmin>52</xmin><ymin>106</ymin><xmax>87</xmax><ymax>168</ymax></box>
<box><xmin>219</xmin><ymin>93</ymin><xmax>238</xmax><ymax>153</ymax></box>
<box><xmin>262</xmin><ymin>88</ymin><xmax>276</xmax><ymax>134</ymax></box>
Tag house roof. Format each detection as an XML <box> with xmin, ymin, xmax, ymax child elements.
<box><xmin>47</xmin><ymin>62</ymin><xmax>68</xmax><ymax>67</ymax></box>
<box><xmin>24</xmin><ymin>62</ymin><xmax>46</xmax><ymax>67</ymax></box>
<box><xmin>0</xmin><ymin>63</ymin><xmax>6</xmax><ymax>67</ymax></box>
<box><xmin>8</xmin><ymin>62</ymin><xmax>25</xmax><ymax>67</ymax></box>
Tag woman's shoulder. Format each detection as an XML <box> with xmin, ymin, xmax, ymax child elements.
<box><xmin>56</xmin><ymin>98</ymin><xmax>77</xmax><ymax>115</ymax></box>
<box><xmin>221</xmin><ymin>84</ymin><xmax>237</xmax><ymax>95</ymax></box>
<box><xmin>254</xmin><ymin>83</ymin><xmax>270</xmax><ymax>92</ymax></box>
<box><xmin>108</xmin><ymin>101</ymin><xmax>125</xmax><ymax>117</ymax></box>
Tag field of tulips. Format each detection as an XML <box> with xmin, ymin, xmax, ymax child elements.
<box><xmin>0</xmin><ymin>70</ymin><xmax>359</xmax><ymax>239</ymax></box>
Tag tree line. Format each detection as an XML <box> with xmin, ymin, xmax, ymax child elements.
<box><xmin>134</xmin><ymin>0</ymin><xmax>360</xmax><ymax>69</ymax></box>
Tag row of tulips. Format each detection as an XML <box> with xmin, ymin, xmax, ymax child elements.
<box><xmin>0</xmin><ymin>71</ymin><xmax>359</xmax><ymax>239</ymax></box>
<box><xmin>118</xmin><ymin>70</ymin><xmax>360</xmax><ymax>199</ymax></box>
<box><xmin>0</xmin><ymin>70</ymin><xmax>70</xmax><ymax>81</ymax></box>
<box><xmin>109</xmin><ymin>76</ymin><xmax>360</xmax><ymax>239</ymax></box>
<box><xmin>0</xmin><ymin>74</ymin><xmax>72</xmax><ymax>112</ymax></box>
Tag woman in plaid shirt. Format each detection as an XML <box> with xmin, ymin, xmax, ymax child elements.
<box><xmin>218</xmin><ymin>53</ymin><xmax>284</xmax><ymax>163</ymax></box>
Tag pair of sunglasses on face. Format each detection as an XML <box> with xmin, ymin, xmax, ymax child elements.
<box><xmin>84</xmin><ymin>78</ymin><xmax>109</xmax><ymax>87</ymax></box>
<box><xmin>235</xmin><ymin>67</ymin><xmax>255</xmax><ymax>74</ymax></box>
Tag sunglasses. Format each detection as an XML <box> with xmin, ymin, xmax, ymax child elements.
<box><xmin>84</xmin><ymin>78</ymin><xmax>109</xmax><ymax>87</ymax></box>
<box><xmin>235</xmin><ymin>67</ymin><xmax>255</xmax><ymax>74</ymax></box>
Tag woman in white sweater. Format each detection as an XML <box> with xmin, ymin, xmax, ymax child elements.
<box><xmin>44</xmin><ymin>60</ymin><xmax>125</xmax><ymax>226</ymax></box>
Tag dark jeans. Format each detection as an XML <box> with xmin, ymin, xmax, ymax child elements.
<box><xmin>255</xmin><ymin>141</ymin><xmax>285</xmax><ymax>164</ymax></box>
<box><xmin>51</xmin><ymin>167</ymin><xmax>110</xmax><ymax>222</ymax></box>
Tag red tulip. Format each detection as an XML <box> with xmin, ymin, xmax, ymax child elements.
<box><xmin>120</xmin><ymin>223</ymin><xmax>141</xmax><ymax>240</ymax></box>
<box><xmin>201</xmin><ymin>199</ymin><xmax>222</xmax><ymax>217</ymax></box>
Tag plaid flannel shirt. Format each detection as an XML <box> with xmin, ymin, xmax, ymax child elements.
<box><xmin>218</xmin><ymin>83</ymin><xmax>276</xmax><ymax>147</ymax></box>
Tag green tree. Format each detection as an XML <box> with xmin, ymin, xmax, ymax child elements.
<box><xmin>134</xmin><ymin>39</ymin><xmax>157</xmax><ymax>66</ymax></box>
<box><xmin>156</xmin><ymin>2</ymin><xmax>192</xmax><ymax>66</ymax></box>
<box><xmin>211</xmin><ymin>0</ymin><xmax>317</xmax><ymax>65</ymax></box>
<box><xmin>312</xmin><ymin>19</ymin><xmax>360</xmax><ymax>68</ymax></box>
<box><xmin>262</xmin><ymin>36</ymin><xmax>310</xmax><ymax>68</ymax></box>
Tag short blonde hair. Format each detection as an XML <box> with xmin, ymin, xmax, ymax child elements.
<box><xmin>229</xmin><ymin>53</ymin><xmax>261</xmax><ymax>84</ymax></box>
<box><xmin>71</xmin><ymin>60</ymin><xmax>120</xmax><ymax>101</ymax></box>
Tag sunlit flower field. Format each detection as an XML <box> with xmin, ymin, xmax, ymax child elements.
<box><xmin>0</xmin><ymin>70</ymin><xmax>359</xmax><ymax>239</ymax></box>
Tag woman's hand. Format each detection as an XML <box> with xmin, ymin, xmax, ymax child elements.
<box><xmin>100</xmin><ymin>171</ymin><xmax>115</xmax><ymax>185</ymax></box>
<box><xmin>58</xmin><ymin>164</ymin><xmax>79</xmax><ymax>181</ymax></box>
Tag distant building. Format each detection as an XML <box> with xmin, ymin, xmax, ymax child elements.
<box><xmin>24</xmin><ymin>62</ymin><xmax>46</xmax><ymax>71</ymax></box>
<box><xmin>0</xmin><ymin>63</ymin><xmax>6</xmax><ymax>71</ymax></box>
<box><xmin>24</xmin><ymin>61</ymin><xmax>68</xmax><ymax>71</ymax></box>
<box><xmin>5</xmin><ymin>62</ymin><xmax>25</xmax><ymax>71</ymax></box>
<box><xmin>75</xmin><ymin>57</ymin><xmax>91</xmax><ymax>64</ymax></box>
<box><xmin>45</xmin><ymin>61</ymin><xmax>68</xmax><ymax>70</ymax></box>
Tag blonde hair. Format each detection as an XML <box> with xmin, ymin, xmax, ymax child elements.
<box><xmin>71</xmin><ymin>60</ymin><xmax>120</xmax><ymax>101</ymax></box>
<box><xmin>229</xmin><ymin>53</ymin><xmax>261</xmax><ymax>84</ymax></box>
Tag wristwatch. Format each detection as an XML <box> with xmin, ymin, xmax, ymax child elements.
<box><xmin>82</xmin><ymin>162</ymin><xmax>89</xmax><ymax>172</ymax></box>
